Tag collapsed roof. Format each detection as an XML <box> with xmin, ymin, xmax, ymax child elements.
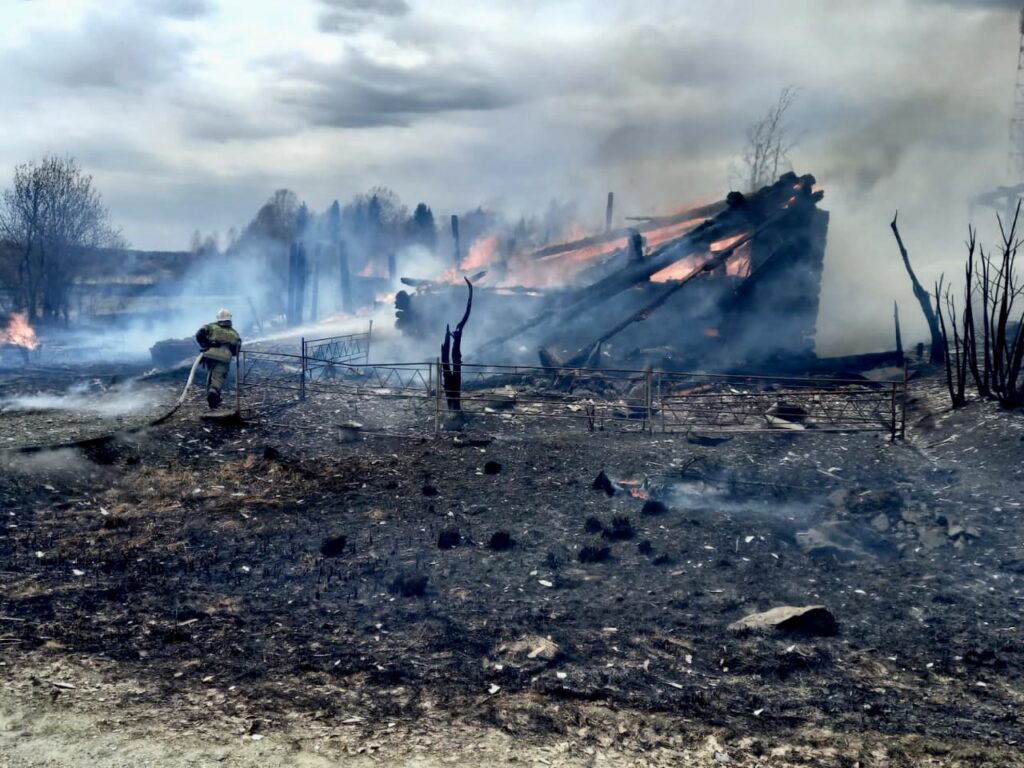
<box><xmin>395</xmin><ymin>172</ymin><xmax>828</xmax><ymax>372</ymax></box>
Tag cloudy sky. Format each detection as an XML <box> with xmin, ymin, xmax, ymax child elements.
<box><xmin>0</xmin><ymin>0</ymin><xmax>1020</xmax><ymax>349</ymax></box>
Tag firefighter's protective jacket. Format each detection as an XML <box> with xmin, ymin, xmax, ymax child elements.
<box><xmin>196</xmin><ymin>321</ymin><xmax>241</xmax><ymax>363</ymax></box>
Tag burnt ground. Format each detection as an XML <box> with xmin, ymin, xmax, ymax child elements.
<box><xmin>1</xmin><ymin>372</ymin><xmax>1023</xmax><ymax>766</ymax></box>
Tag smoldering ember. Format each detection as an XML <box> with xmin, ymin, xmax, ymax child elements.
<box><xmin>3</xmin><ymin>6</ymin><xmax>1024</xmax><ymax>768</ymax></box>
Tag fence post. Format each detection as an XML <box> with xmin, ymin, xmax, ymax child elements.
<box><xmin>889</xmin><ymin>383</ymin><xmax>897</xmax><ymax>441</ymax></box>
<box><xmin>900</xmin><ymin>362</ymin><xmax>908</xmax><ymax>440</ymax></box>
<box><xmin>645</xmin><ymin>369</ymin><xmax>653</xmax><ymax>433</ymax></box>
<box><xmin>300</xmin><ymin>337</ymin><xmax>307</xmax><ymax>402</ymax></box>
<box><xmin>235</xmin><ymin>349</ymin><xmax>242</xmax><ymax>416</ymax></box>
<box><xmin>366</xmin><ymin>319</ymin><xmax>373</xmax><ymax>364</ymax></box>
<box><xmin>434</xmin><ymin>358</ymin><xmax>442</xmax><ymax>436</ymax></box>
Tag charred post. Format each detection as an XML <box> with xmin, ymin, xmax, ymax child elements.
<box><xmin>440</xmin><ymin>278</ymin><xmax>473</xmax><ymax>411</ymax></box>
<box><xmin>605</xmin><ymin>192</ymin><xmax>615</xmax><ymax>232</ymax></box>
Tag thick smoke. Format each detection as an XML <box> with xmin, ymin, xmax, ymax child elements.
<box><xmin>1</xmin><ymin>0</ymin><xmax>1018</xmax><ymax>358</ymax></box>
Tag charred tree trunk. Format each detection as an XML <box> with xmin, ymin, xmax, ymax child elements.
<box><xmin>287</xmin><ymin>243</ymin><xmax>298</xmax><ymax>327</ymax></box>
<box><xmin>934</xmin><ymin>278</ymin><xmax>960</xmax><ymax>407</ymax></box>
<box><xmin>890</xmin><ymin>212</ymin><xmax>944</xmax><ymax>364</ymax></box>
<box><xmin>605</xmin><ymin>192</ymin><xmax>614</xmax><ymax>232</ymax></box>
<box><xmin>451</xmin><ymin>215</ymin><xmax>461</xmax><ymax>269</ymax></box>
<box><xmin>310</xmin><ymin>244</ymin><xmax>321</xmax><ymax>322</ymax></box>
<box><xmin>292</xmin><ymin>243</ymin><xmax>307</xmax><ymax>326</ymax></box>
<box><xmin>441</xmin><ymin>278</ymin><xmax>473</xmax><ymax>411</ymax></box>
<box><xmin>338</xmin><ymin>242</ymin><xmax>352</xmax><ymax>314</ymax></box>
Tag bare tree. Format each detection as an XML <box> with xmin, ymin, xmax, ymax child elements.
<box><xmin>0</xmin><ymin>156</ymin><xmax>123</xmax><ymax>322</ymax></box>
<box><xmin>932</xmin><ymin>204</ymin><xmax>1024</xmax><ymax>408</ymax></box>
<box><xmin>741</xmin><ymin>85</ymin><xmax>800</xmax><ymax>192</ymax></box>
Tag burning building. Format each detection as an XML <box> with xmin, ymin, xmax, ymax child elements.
<box><xmin>393</xmin><ymin>172</ymin><xmax>828</xmax><ymax>372</ymax></box>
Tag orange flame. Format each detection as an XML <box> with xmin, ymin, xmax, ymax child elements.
<box><xmin>565</xmin><ymin>221</ymin><xmax>588</xmax><ymax>242</ymax></box>
<box><xmin>2</xmin><ymin>313</ymin><xmax>39</xmax><ymax>350</ymax></box>
<box><xmin>709</xmin><ymin>233</ymin><xmax>747</xmax><ymax>253</ymax></box>
<box><xmin>462</xmin><ymin>234</ymin><xmax>499</xmax><ymax>271</ymax></box>
<box><xmin>725</xmin><ymin>249</ymin><xmax>752</xmax><ymax>277</ymax></box>
<box><xmin>649</xmin><ymin>254</ymin><xmax>708</xmax><ymax>283</ymax></box>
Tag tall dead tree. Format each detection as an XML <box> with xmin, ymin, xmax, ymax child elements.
<box><xmin>742</xmin><ymin>85</ymin><xmax>800</xmax><ymax>192</ymax></box>
<box><xmin>890</xmin><ymin>211</ymin><xmax>944</xmax><ymax>364</ymax></box>
<box><xmin>440</xmin><ymin>277</ymin><xmax>473</xmax><ymax>411</ymax></box>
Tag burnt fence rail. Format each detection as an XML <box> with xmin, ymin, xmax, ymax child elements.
<box><xmin>236</xmin><ymin>352</ymin><xmax>907</xmax><ymax>438</ymax></box>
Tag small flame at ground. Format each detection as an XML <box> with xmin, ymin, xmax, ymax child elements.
<box><xmin>2</xmin><ymin>313</ymin><xmax>39</xmax><ymax>350</ymax></box>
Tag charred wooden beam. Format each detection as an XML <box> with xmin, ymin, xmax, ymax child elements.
<box><xmin>531</xmin><ymin>199</ymin><xmax>727</xmax><ymax>261</ymax></box>
<box><xmin>562</xmin><ymin>225</ymin><xmax>765</xmax><ymax>366</ymax></box>
<box><xmin>400</xmin><ymin>270</ymin><xmax>486</xmax><ymax>289</ymax></box>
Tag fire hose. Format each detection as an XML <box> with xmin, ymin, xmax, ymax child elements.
<box><xmin>147</xmin><ymin>353</ymin><xmax>205</xmax><ymax>425</ymax></box>
<box><xmin>9</xmin><ymin>352</ymin><xmax>234</xmax><ymax>455</ymax></box>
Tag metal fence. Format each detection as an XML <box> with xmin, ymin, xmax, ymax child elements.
<box><xmin>301</xmin><ymin>323</ymin><xmax>372</xmax><ymax>384</ymax></box>
<box><xmin>235</xmin><ymin>350</ymin><xmax>907</xmax><ymax>438</ymax></box>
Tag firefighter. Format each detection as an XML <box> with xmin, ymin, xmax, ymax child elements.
<box><xmin>195</xmin><ymin>308</ymin><xmax>241</xmax><ymax>409</ymax></box>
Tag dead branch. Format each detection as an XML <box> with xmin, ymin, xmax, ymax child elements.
<box><xmin>890</xmin><ymin>211</ymin><xmax>944</xmax><ymax>364</ymax></box>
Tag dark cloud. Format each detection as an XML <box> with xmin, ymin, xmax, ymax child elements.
<box><xmin>276</xmin><ymin>48</ymin><xmax>517</xmax><ymax>128</ymax></box>
<box><xmin>317</xmin><ymin>0</ymin><xmax>410</xmax><ymax>33</ymax></box>
<box><xmin>10</xmin><ymin>10</ymin><xmax>191</xmax><ymax>91</ymax></box>
<box><xmin>170</xmin><ymin>90</ymin><xmax>297</xmax><ymax>142</ymax></box>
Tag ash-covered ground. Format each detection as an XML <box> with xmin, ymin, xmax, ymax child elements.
<box><xmin>1</xmin><ymin>370</ymin><xmax>1023</xmax><ymax>767</ymax></box>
